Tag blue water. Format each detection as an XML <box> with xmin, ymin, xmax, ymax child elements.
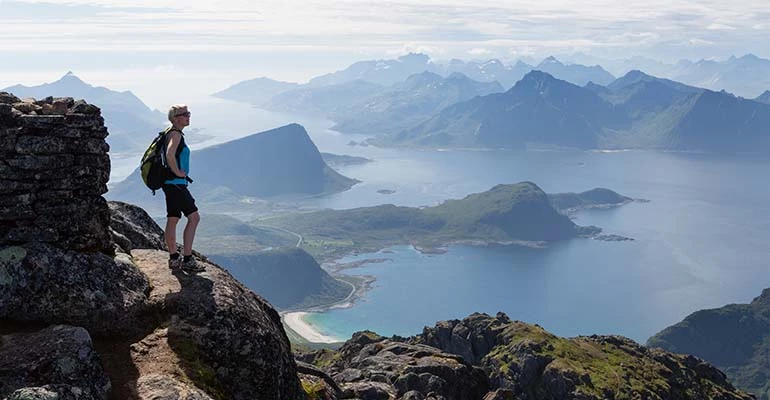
<box><xmin>297</xmin><ymin>148</ymin><xmax>770</xmax><ymax>344</ymax></box>
<box><xmin>109</xmin><ymin>102</ymin><xmax>770</xmax><ymax>344</ymax></box>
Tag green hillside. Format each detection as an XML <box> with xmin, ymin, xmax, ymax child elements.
<box><xmin>648</xmin><ymin>288</ymin><xmax>770</xmax><ymax>398</ymax></box>
<box><xmin>262</xmin><ymin>182</ymin><xmax>580</xmax><ymax>262</ymax></box>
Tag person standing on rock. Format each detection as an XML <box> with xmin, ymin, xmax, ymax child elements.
<box><xmin>162</xmin><ymin>104</ymin><xmax>204</xmax><ymax>273</ymax></box>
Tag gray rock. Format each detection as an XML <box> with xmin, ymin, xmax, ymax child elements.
<box><xmin>0</xmin><ymin>243</ymin><xmax>150</xmax><ymax>336</ymax></box>
<box><xmin>482</xmin><ymin>389</ymin><xmax>513</xmax><ymax>400</ymax></box>
<box><xmin>0</xmin><ymin>325</ymin><xmax>110</xmax><ymax>400</ymax></box>
<box><xmin>134</xmin><ymin>374</ymin><xmax>214</xmax><ymax>400</ymax></box>
<box><xmin>131</xmin><ymin>249</ymin><xmax>305</xmax><ymax>400</ymax></box>
<box><xmin>341</xmin><ymin>381</ymin><xmax>393</xmax><ymax>400</ymax></box>
<box><xmin>0</xmin><ymin>97</ymin><xmax>112</xmax><ymax>253</ymax></box>
<box><xmin>316</xmin><ymin>332</ymin><xmax>488</xmax><ymax>400</ymax></box>
<box><xmin>108</xmin><ymin>201</ymin><xmax>166</xmax><ymax>252</ymax></box>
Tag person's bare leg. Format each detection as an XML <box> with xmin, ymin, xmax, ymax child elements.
<box><xmin>165</xmin><ymin>217</ymin><xmax>180</xmax><ymax>254</ymax></box>
<box><xmin>182</xmin><ymin>211</ymin><xmax>200</xmax><ymax>256</ymax></box>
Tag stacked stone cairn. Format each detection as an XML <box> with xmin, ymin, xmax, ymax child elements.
<box><xmin>0</xmin><ymin>92</ymin><xmax>112</xmax><ymax>253</ymax></box>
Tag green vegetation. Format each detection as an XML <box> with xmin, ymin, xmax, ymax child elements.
<box><xmin>261</xmin><ymin>182</ymin><xmax>577</xmax><ymax>262</ymax></box>
<box><xmin>648</xmin><ymin>288</ymin><xmax>770</xmax><ymax>398</ymax></box>
<box><xmin>172</xmin><ymin>338</ymin><xmax>227</xmax><ymax>400</ymax></box>
<box><xmin>301</xmin><ymin>379</ymin><xmax>328</xmax><ymax>400</ymax></box>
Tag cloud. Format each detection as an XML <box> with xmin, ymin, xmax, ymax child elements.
<box><xmin>468</xmin><ymin>48</ymin><xmax>492</xmax><ymax>56</ymax></box>
<box><xmin>1</xmin><ymin>0</ymin><xmax>768</xmax><ymax>63</ymax></box>
<box><xmin>687</xmin><ymin>38</ymin><xmax>717</xmax><ymax>46</ymax></box>
<box><xmin>707</xmin><ymin>23</ymin><xmax>736</xmax><ymax>30</ymax></box>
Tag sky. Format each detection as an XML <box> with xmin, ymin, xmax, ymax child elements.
<box><xmin>1</xmin><ymin>0</ymin><xmax>769</xmax><ymax>108</ymax></box>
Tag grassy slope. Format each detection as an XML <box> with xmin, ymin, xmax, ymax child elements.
<box><xmin>261</xmin><ymin>182</ymin><xmax>578</xmax><ymax>262</ymax></box>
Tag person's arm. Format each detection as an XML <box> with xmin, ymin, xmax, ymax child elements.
<box><xmin>165</xmin><ymin>131</ymin><xmax>186</xmax><ymax>178</ymax></box>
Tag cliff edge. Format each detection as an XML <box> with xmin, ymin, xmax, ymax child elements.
<box><xmin>0</xmin><ymin>93</ymin><xmax>304</xmax><ymax>400</ymax></box>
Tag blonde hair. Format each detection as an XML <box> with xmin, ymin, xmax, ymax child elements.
<box><xmin>167</xmin><ymin>104</ymin><xmax>189</xmax><ymax>122</ymax></box>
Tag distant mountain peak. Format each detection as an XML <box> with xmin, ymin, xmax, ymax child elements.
<box><xmin>60</xmin><ymin>71</ymin><xmax>86</xmax><ymax>84</ymax></box>
<box><xmin>398</xmin><ymin>53</ymin><xmax>430</xmax><ymax>63</ymax></box>
<box><xmin>481</xmin><ymin>59</ymin><xmax>503</xmax><ymax>66</ymax></box>
<box><xmin>755</xmin><ymin>90</ymin><xmax>770</xmax><ymax>104</ymax></box>
<box><xmin>624</xmin><ymin>69</ymin><xmax>650</xmax><ymax>79</ymax></box>
<box><xmin>446</xmin><ymin>72</ymin><xmax>471</xmax><ymax>81</ymax></box>
<box><xmin>541</xmin><ymin>56</ymin><xmax>561</xmax><ymax>64</ymax></box>
<box><xmin>521</xmin><ymin>69</ymin><xmax>556</xmax><ymax>82</ymax></box>
<box><xmin>740</xmin><ymin>53</ymin><xmax>760</xmax><ymax>61</ymax></box>
<box><xmin>402</xmin><ymin>71</ymin><xmax>443</xmax><ymax>88</ymax></box>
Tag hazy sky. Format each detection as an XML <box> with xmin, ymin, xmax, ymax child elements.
<box><xmin>1</xmin><ymin>0</ymin><xmax>768</xmax><ymax>107</ymax></box>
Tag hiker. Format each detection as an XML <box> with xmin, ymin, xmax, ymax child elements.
<box><xmin>163</xmin><ymin>104</ymin><xmax>204</xmax><ymax>272</ymax></box>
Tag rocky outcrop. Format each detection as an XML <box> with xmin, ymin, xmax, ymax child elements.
<box><xmin>0</xmin><ymin>95</ymin><xmax>305</xmax><ymax>399</ymax></box>
<box><xmin>300</xmin><ymin>313</ymin><xmax>754</xmax><ymax>399</ymax></box>
<box><xmin>0</xmin><ymin>243</ymin><xmax>150</xmax><ymax>336</ymax></box>
<box><xmin>411</xmin><ymin>313</ymin><xmax>754</xmax><ymax>400</ymax></box>
<box><xmin>108</xmin><ymin>201</ymin><xmax>165</xmax><ymax>253</ymax></box>
<box><xmin>0</xmin><ymin>325</ymin><xmax>110</xmax><ymax>399</ymax></box>
<box><xmin>127</xmin><ymin>249</ymin><xmax>304</xmax><ymax>399</ymax></box>
<box><xmin>0</xmin><ymin>92</ymin><xmax>111</xmax><ymax>253</ymax></box>
<box><xmin>299</xmin><ymin>331</ymin><xmax>489</xmax><ymax>400</ymax></box>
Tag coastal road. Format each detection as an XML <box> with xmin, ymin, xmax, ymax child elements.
<box><xmin>256</xmin><ymin>224</ymin><xmax>303</xmax><ymax>247</ymax></box>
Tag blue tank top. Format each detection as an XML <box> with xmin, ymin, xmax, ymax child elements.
<box><xmin>164</xmin><ymin>128</ymin><xmax>190</xmax><ymax>185</ymax></box>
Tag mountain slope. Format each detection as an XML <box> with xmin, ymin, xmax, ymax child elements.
<box><xmin>262</xmin><ymin>80</ymin><xmax>383</xmax><ymax>117</ymax></box>
<box><xmin>331</xmin><ymin>71</ymin><xmax>503</xmax><ymax>136</ymax></box>
<box><xmin>264</xmin><ymin>182</ymin><xmax>589</xmax><ymax>262</ymax></box>
<box><xmin>388</xmin><ymin>70</ymin><xmax>770</xmax><ymax>152</ymax></box>
<box><xmin>669</xmin><ymin>53</ymin><xmax>770</xmax><ymax>98</ymax></box>
<box><xmin>212</xmin><ymin>77</ymin><xmax>300</xmax><ymax>105</ymax></box>
<box><xmin>389</xmin><ymin>70</ymin><xmax>621</xmax><ymax>149</ymax></box>
<box><xmin>439</xmin><ymin>59</ymin><xmax>533</xmax><ymax>88</ymax></box>
<box><xmin>207</xmin><ymin>247</ymin><xmax>350</xmax><ymax>310</ymax></box>
<box><xmin>756</xmin><ymin>90</ymin><xmax>770</xmax><ymax>105</ymax></box>
<box><xmin>648</xmin><ymin>288</ymin><xmax>770</xmax><ymax>398</ymax></box>
<box><xmin>108</xmin><ymin>123</ymin><xmax>358</xmax><ymax>206</ymax></box>
<box><xmin>536</xmin><ymin>56</ymin><xmax>616</xmax><ymax>86</ymax></box>
<box><xmin>308</xmin><ymin>53</ymin><xmax>435</xmax><ymax>87</ymax></box>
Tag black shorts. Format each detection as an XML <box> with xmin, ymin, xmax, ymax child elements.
<box><xmin>162</xmin><ymin>184</ymin><xmax>198</xmax><ymax>218</ymax></box>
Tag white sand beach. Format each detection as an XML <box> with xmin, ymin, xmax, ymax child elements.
<box><xmin>283</xmin><ymin>312</ymin><xmax>339</xmax><ymax>343</ymax></box>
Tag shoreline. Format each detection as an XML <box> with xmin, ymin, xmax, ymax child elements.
<box><xmin>282</xmin><ymin>311</ymin><xmax>341</xmax><ymax>343</ymax></box>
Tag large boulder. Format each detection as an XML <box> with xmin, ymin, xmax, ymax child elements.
<box><xmin>0</xmin><ymin>243</ymin><xmax>150</xmax><ymax>336</ymax></box>
<box><xmin>309</xmin><ymin>331</ymin><xmax>489</xmax><ymax>400</ymax></box>
<box><xmin>129</xmin><ymin>250</ymin><xmax>305</xmax><ymax>400</ymax></box>
<box><xmin>0</xmin><ymin>325</ymin><xmax>110</xmax><ymax>400</ymax></box>
<box><xmin>108</xmin><ymin>201</ymin><xmax>165</xmax><ymax>253</ymax></box>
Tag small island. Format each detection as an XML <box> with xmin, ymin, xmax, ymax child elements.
<box><xmin>376</xmin><ymin>189</ymin><xmax>396</xmax><ymax>195</ymax></box>
<box><xmin>260</xmin><ymin>182</ymin><xmax>634</xmax><ymax>263</ymax></box>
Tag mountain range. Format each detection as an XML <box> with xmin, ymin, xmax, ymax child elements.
<box><xmin>214</xmin><ymin>54</ymin><xmax>617</xmax><ymax>107</ymax></box>
<box><xmin>2</xmin><ymin>72</ymin><xmax>166</xmax><ymax>153</ymax></box>
<box><xmin>562</xmin><ymin>53</ymin><xmax>770</xmax><ymax>98</ymax></box>
<box><xmin>329</xmin><ymin>71</ymin><xmax>503</xmax><ymax>136</ymax></box>
<box><xmin>668</xmin><ymin>54</ymin><xmax>770</xmax><ymax>99</ymax></box>
<box><xmin>385</xmin><ymin>70</ymin><xmax>770</xmax><ymax>152</ymax></box>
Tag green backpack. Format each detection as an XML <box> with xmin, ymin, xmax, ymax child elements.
<box><xmin>140</xmin><ymin>130</ymin><xmax>171</xmax><ymax>194</ymax></box>
<box><xmin>140</xmin><ymin>128</ymin><xmax>189</xmax><ymax>194</ymax></box>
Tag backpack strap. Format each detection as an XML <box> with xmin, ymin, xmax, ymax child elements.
<box><xmin>163</xmin><ymin>127</ymin><xmax>188</xmax><ymax>178</ymax></box>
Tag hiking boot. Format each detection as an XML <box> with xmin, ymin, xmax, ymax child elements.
<box><xmin>181</xmin><ymin>256</ymin><xmax>205</xmax><ymax>273</ymax></box>
<box><xmin>168</xmin><ymin>256</ymin><xmax>182</xmax><ymax>270</ymax></box>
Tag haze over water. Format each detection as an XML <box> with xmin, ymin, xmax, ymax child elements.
<box><xmin>111</xmin><ymin>100</ymin><xmax>770</xmax><ymax>344</ymax></box>
<box><xmin>301</xmin><ymin>147</ymin><xmax>770</xmax><ymax>343</ymax></box>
